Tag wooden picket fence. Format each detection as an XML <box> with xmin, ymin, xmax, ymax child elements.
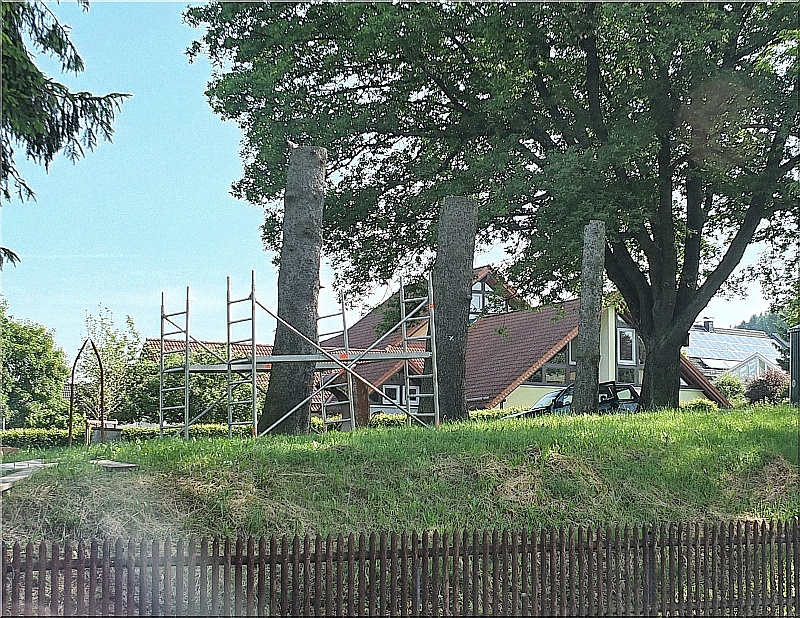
<box><xmin>2</xmin><ymin>519</ymin><xmax>799</xmax><ymax>616</ymax></box>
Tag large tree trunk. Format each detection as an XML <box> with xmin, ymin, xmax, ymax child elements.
<box><xmin>572</xmin><ymin>220</ymin><xmax>605</xmax><ymax>413</ymax></box>
<box><xmin>258</xmin><ymin>146</ymin><xmax>326</xmax><ymax>435</ymax></box>
<box><xmin>638</xmin><ymin>331</ymin><xmax>684</xmax><ymax>409</ymax></box>
<box><xmin>421</xmin><ymin>196</ymin><xmax>479</xmax><ymax>423</ymax></box>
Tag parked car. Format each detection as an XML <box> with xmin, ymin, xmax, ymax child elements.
<box><xmin>503</xmin><ymin>381</ymin><xmax>640</xmax><ymax>419</ymax></box>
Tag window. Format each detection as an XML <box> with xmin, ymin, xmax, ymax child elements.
<box><xmin>525</xmin><ymin>345</ymin><xmax>575</xmax><ymax>385</ymax></box>
<box><xmin>382</xmin><ymin>385</ymin><xmax>401</xmax><ymax>405</ymax></box>
<box><xmin>618</xmin><ymin>328</ymin><xmax>636</xmax><ymax>365</ymax></box>
<box><xmin>407</xmin><ymin>385</ymin><xmax>420</xmax><ymax>408</ymax></box>
<box><xmin>617</xmin><ymin>367</ymin><xmax>637</xmax><ymax>384</ymax></box>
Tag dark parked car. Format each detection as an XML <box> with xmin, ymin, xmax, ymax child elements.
<box><xmin>503</xmin><ymin>381</ymin><xmax>640</xmax><ymax>419</ymax></box>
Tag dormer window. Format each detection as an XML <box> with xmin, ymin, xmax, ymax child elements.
<box><xmin>470</xmin><ymin>280</ymin><xmax>508</xmax><ymax>321</ymax></box>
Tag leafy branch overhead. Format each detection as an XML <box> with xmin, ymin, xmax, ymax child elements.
<box><xmin>0</xmin><ymin>1</ymin><xmax>129</xmax><ymax>203</ymax></box>
<box><xmin>187</xmin><ymin>3</ymin><xmax>799</xmax><ymax>408</ymax></box>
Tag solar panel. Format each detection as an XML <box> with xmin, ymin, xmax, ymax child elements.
<box><xmin>684</xmin><ymin>331</ymin><xmax>781</xmax><ymax>363</ymax></box>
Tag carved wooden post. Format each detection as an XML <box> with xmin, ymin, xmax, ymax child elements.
<box><xmin>258</xmin><ymin>146</ymin><xmax>326</xmax><ymax>434</ymax></box>
<box><xmin>572</xmin><ymin>219</ymin><xmax>606</xmax><ymax>413</ymax></box>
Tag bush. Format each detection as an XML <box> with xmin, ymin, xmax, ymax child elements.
<box><xmin>0</xmin><ymin>428</ymin><xmax>71</xmax><ymax>449</ymax></box>
<box><xmin>470</xmin><ymin>407</ymin><xmax>519</xmax><ymax>422</ymax></box>
<box><xmin>713</xmin><ymin>374</ymin><xmax>745</xmax><ymax>404</ymax></box>
<box><xmin>680</xmin><ymin>399</ymin><xmax>719</xmax><ymax>414</ymax></box>
<box><xmin>368</xmin><ymin>413</ymin><xmax>408</xmax><ymax>428</ymax></box>
<box><xmin>120</xmin><ymin>424</ymin><xmax>252</xmax><ymax>441</ymax></box>
<box><xmin>744</xmin><ymin>369</ymin><xmax>790</xmax><ymax>404</ymax></box>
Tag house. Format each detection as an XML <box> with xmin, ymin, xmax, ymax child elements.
<box><xmin>682</xmin><ymin>319</ymin><xmax>788</xmax><ymax>382</ymax></box>
<box><xmin>324</xmin><ymin>266</ymin><xmax>729</xmax><ymax>415</ymax></box>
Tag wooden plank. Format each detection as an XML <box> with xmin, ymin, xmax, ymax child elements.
<box><xmin>114</xmin><ymin>539</ymin><xmax>124</xmax><ymax>616</ymax></box>
<box><xmin>378</xmin><ymin>532</ymin><xmax>388</xmax><ymax>616</ymax></box>
<box><xmin>126</xmin><ymin>539</ymin><xmax>135</xmax><ymax>617</ymax></box>
<box><xmin>49</xmin><ymin>542</ymin><xmax>59</xmax><ymax>617</ymax></box>
<box><xmin>489</xmin><ymin>528</ymin><xmax>501</xmax><ymax>616</ymax></box>
<box><xmin>281</xmin><ymin>535</ymin><xmax>290</xmax><ymax>617</ymax></box>
<box><xmin>211</xmin><ymin>538</ymin><xmax>220</xmax><ymax>618</ymax></box>
<box><xmin>268</xmin><ymin>535</ymin><xmax>277</xmax><ymax>617</ymax></box>
<box><xmin>292</xmin><ymin>535</ymin><xmax>301</xmax><ymax>617</ymax></box>
<box><xmin>368</xmin><ymin>533</ymin><xmax>377</xmax><ymax>617</ymax></box>
<box><xmin>199</xmin><ymin>539</ymin><xmax>209</xmax><ymax>617</ymax></box>
<box><xmin>175</xmin><ymin>538</ymin><xmax>185</xmax><ymax>617</ymax></box>
<box><xmin>24</xmin><ymin>542</ymin><xmax>33</xmax><ymax>616</ymax></box>
<box><xmin>187</xmin><ymin>537</ymin><xmax>197</xmax><ymax>616</ymax></box>
<box><xmin>357</xmin><ymin>533</ymin><xmax>366</xmax><ymax>617</ymax></box>
<box><xmin>442</xmin><ymin>531</ymin><xmax>451</xmax><ymax>618</ymax></box>
<box><xmin>390</xmin><ymin>532</ymin><xmax>398</xmax><ymax>616</ymax></box>
<box><xmin>232</xmin><ymin>537</ymin><xmax>241</xmax><ymax>618</ymax></box>
<box><xmin>89</xmin><ymin>540</ymin><xmax>103</xmax><ymax>616</ymax></box>
<box><xmin>521</xmin><ymin>528</ymin><xmax>530</xmax><ymax>618</ymax></box>
<box><xmin>430</xmin><ymin>532</ymin><xmax>440</xmax><ymax>618</ymax></box>
<box><xmin>257</xmin><ymin>537</ymin><xmax>267</xmax><ymax>618</ymax></box>
<box><xmin>150</xmin><ymin>539</ymin><xmax>159</xmax><ymax>617</ymax></box>
<box><xmin>511</xmin><ymin>529</ymin><xmax>520</xmax><ymax>617</ymax></box>
<box><xmin>304</xmin><ymin>535</ymin><xmax>313</xmax><ymax>617</ymax></box>
<box><xmin>451</xmin><ymin>530</ymin><xmax>460</xmax><ymax>618</ymax></box>
<box><xmin>472</xmin><ymin>530</ymin><xmax>480</xmax><ymax>616</ymax></box>
<box><xmin>400</xmin><ymin>532</ymin><xmax>409</xmax><ymax>618</ymax></box>
<box><xmin>314</xmin><ymin>535</ymin><xmax>323</xmax><ymax>617</ymax></box>
<box><xmin>76</xmin><ymin>541</ymin><xmax>85</xmax><ymax>617</ymax></box>
<box><xmin>483</xmin><ymin>529</ymin><xmax>491</xmax><ymax>618</ymax></box>
<box><xmin>164</xmin><ymin>538</ymin><xmax>174</xmax><ymax>617</ymax></box>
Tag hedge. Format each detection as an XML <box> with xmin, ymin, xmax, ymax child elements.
<box><xmin>0</xmin><ymin>408</ymin><xmax>525</xmax><ymax>449</ymax></box>
<box><xmin>0</xmin><ymin>428</ymin><xmax>71</xmax><ymax>449</ymax></box>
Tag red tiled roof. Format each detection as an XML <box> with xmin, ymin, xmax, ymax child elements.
<box><xmin>143</xmin><ymin>338</ymin><xmax>274</xmax><ymax>361</ymax></box>
<box><xmin>465</xmin><ymin>301</ymin><xmax>580</xmax><ymax>408</ymax></box>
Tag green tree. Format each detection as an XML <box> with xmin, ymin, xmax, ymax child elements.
<box><xmin>188</xmin><ymin>3</ymin><xmax>800</xmax><ymax>409</ymax></box>
<box><xmin>734</xmin><ymin>312</ymin><xmax>787</xmax><ymax>334</ymax></box>
<box><xmin>0</xmin><ymin>301</ymin><xmax>69</xmax><ymax>428</ymax></box>
<box><xmin>75</xmin><ymin>307</ymin><xmax>142</xmax><ymax>423</ymax></box>
<box><xmin>1</xmin><ymin>0</ymin><xmax>128</xmax><ymax>266</ymax></box>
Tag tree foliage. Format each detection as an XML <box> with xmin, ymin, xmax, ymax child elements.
<box><xmin>188</xmin><ymin>3</ymin><xmax>799</xmax><ymax>408</ymax></box>
<box><xmin>74</xmin><ymin>307</ymin><xmax>142</xmax><ymax>423</ymax></box>
<box><xmin>0</xmin><ymin>301</ymin><xmax>69</xmax><ymax>428</ymax></box>
<box><xmin>1</xmin><ymin>0</ymin><xmax>128</xmax><ymax>265</ymax></box>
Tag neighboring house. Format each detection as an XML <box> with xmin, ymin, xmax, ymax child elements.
<box><xmin>682</xmin><ymin>319</ymin><xmax>788</xmax><ymax>382</ymax></box>
<box><xmin>325</xmin><ymin>266</ymin><xmax>729</xmax><ymax>414</ymax></box>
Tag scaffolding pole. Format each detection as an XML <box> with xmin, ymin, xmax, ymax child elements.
<box><xmin>158</xmin><ymin>271</ymin><xmax>441</xmax><ymax>438</ymax></box>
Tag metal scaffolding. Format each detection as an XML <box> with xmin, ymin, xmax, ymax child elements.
<box><xmin>158</xmin><ymin>271</ymin><xmax>440</xmax><ymax>437</ymax></box>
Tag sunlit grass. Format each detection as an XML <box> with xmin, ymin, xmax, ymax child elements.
<box><xmin>2</xmin><ymin>404</ymin><xmax>798</xmax><ymax>542</ymax></box>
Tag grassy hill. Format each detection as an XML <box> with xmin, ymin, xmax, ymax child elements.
<box><xmin>1</xmin><ymin>405</ymin><xmax>798</xmax><ymax>543</ymax></box>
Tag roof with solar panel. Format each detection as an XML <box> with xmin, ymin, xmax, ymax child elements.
<box><xmin>683</xmin><ymin>318</ymin><xmax>787</xmax><ymax>367</ymax></box>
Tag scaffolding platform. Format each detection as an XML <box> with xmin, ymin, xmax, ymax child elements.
<box><xmin>159</xmin><ymin>271</ymin><xmax>440</xmax><ymax>437</ymax></box>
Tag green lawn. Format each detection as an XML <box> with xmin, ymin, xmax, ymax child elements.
<box><xmin>2</xmin><ymin>405</ymin><xmax>798</xmax><ymax>542</ymax></box>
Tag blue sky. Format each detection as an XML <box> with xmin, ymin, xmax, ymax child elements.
<box><xmin>1</xmin><ymin>1</ymin><xmax>771</xmax><ymax>363</ymax></box>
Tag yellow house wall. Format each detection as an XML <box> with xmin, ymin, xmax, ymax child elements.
<box><xmin>679</xmin><ymin>388</ymin><xmax>709</xmax><ymax>404</ymax></box>
<box><xmin>502</xmin><ymin>384</ymin><xmax>562</xmax><ymax>409</ymax></box>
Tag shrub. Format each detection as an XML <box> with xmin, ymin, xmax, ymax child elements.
<box><xmin>744</xmin><ymin>369</ymin><xmax>790</xmax><ymax>404</ymax></box>
<box><xmin>368</xmin><ymin>413</ymin><xmax>408</xmax><ymax>428</ymax></box>
<box><xmin>680</xmin><ymin>399</ymin><xmax>719</xmax><ymax>414</ymax></box>
<box><xmin>120</xmin><ymin>424</ymin><xmax>252</xmax><ymax>441</ymax></box>
<box><xmin>713</xmin><ymin>374</ymin><xmax>745</xmax><ymax>404</ymax></box>
<box><xmin>0</xmin><ymin>428</ymin><xmax>70</xmax><ymax>449</ymax></box>
<box><xmin>470</xmin><ymin>408</ymin><xmax>519</xmax><ymax>422</ymax></box>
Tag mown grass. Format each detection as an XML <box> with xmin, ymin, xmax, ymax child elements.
<box><xmin>2</xmin><ymin>405</ymin><xmax>798</xmax><ymax>542</ymax></box>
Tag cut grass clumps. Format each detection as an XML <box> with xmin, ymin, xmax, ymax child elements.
<box><xmin>1</xmin><ymin>404</ymin><xmax>797</xmax><ymax>543</ymax></box>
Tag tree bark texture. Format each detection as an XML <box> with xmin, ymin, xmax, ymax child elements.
<box><xmin>421</xmin><ymin>196</ymin><xmax>479</xmax><ymax>423</ymax></box>
<box><xmin>258</xmin><ymin>146</ymin><xmax>326</xmax><ymax>435</ymax></box>
<box><xmin>572</xmin><ymin>220</ymin><xmax>606</xmax><ymax>414</ymax></box>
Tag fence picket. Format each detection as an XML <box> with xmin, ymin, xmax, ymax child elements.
<box><xmin>76</xmin><ymin>542</ymin><xmax>85</xmax><ymax>617</ymax></box>
<box><xmin>292</xmin><ymin>535</ymin><xmax>301</xmax><ymax>617</ymax></box>
<box><xmin>4</xmin><ymin>519</ymin><xmax>799</xmax><ymax>617</ymax></box>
